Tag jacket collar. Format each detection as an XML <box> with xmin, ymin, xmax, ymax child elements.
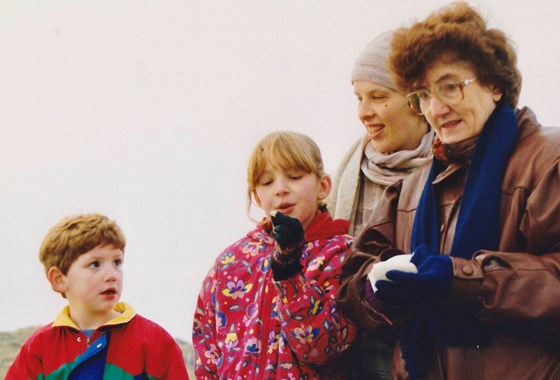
<box><xmin>434</xmin><ymin>106</ymin><xmax>540</xmax><ymax>165</ymax></box>
<box><xmin>52</xmin><ymin>302</ymin><xmax>136</xmax><ymax>330</ymax></box>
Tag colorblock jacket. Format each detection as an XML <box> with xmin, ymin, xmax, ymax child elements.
<box><xmin>337</xmin><ymin>107</ymin><xmax>560</xmax><ymax>379</ymax></box>
<box><xmin>6</xmin><ymin>302</ymin><xmax>189</xmax><ymax>379</ymax></box>
<box><xmin>193</xmin><ymin>211</ymin><xmax>357</xmax><ymax>379</ymax></box>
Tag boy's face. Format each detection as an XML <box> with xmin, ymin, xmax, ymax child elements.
<box><xmin>253</xmin><ymin>163</ymin><xmax>331</xmax><ymax>229</ymax></box>
<box><xmin>55</xmin><ymin>245</ymin><xmax>124</xmax><ymax>327</ymax></box>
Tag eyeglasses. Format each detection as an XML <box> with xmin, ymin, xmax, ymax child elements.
<box><xmin>406</xmin><ymin>77</ymin><xmax>477</xmax><ymax>115</ymax></box>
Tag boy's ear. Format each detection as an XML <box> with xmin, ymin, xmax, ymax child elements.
<box><xmin>318</xmin><ymin>174</ymin><xmax>332</xmax><ymax>202</ymax></box>
<box><xmin>47</xmin><ymin>267</ymin><xmax>67</xmax><ymax>294</ymax></box>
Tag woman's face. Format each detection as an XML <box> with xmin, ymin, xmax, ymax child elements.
<box><xmin>354</xmin><ymin>80</ymin><xmax>427</xmax><ymax>153</ymax></box>
<box><xmin>420</xmin><ymin>60</ymin><xmax>503</xmax><ymax>144</ymax></box>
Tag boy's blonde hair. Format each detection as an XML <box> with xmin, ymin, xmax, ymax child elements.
<box><xmin>246</xmin><ymin>131</ymin><xmax>327</xmax><ymax>213</ymax></box>
<box><xmin>39</xmin><ymin>213</ymin><xmax>126</xmax><ymax>276</ymax></box>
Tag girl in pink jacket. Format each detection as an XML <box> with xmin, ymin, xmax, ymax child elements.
<box><xmin>192</xmin><ymin>131</ymin><xmax>357</xmax><ymax>379</ymax></box>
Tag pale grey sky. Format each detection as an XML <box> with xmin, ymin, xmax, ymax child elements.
<box><xmin>1</xmin><ymin>0</ymin><xmax>558</xmax><ymax>343</ymax></box>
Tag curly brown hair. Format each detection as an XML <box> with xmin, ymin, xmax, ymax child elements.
<box><xmin>389</xmin><ymin>1</ymin><xmax>521</xmax><ymax>107</ymax></box>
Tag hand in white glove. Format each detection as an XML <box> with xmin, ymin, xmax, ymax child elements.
<box><xmin>367</xmin><ymin>254</ymin><xmax>417</xmax><ymax>292</ymax></box>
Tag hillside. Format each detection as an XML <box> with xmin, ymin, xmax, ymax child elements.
<box><xmin>0</xmin><ymin>326</ymin><xmax>195</xmax><ymax>378</ymax></box>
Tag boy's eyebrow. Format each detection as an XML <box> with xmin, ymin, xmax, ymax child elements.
<box><xmin>87</xmin><ymin>249</ymin><xmax>124</xmax><ymax>258</ymax></box>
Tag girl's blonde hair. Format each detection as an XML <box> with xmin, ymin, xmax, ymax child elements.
<box><xmin>246</xmin><ymin>131</ymin><xmax>327</xmax><ymax>215</ymax></box>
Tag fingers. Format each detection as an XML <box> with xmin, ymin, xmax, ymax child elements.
<box><xmin>270</xmin><ymin>211</ymin><xmax>290</xmax><ymax>226</ymax></box>
<box><xmin>270</xmin><ymin>211</ymin><xmax>305</xmax><ymax>251</ymax></box>
<box><xmin>375</xmin><ymin>280</ymin><xmax>411</xmax><ymax>307</ymax></box>
<box><xmin>271</xmin><ymin>211</ymin><xmax>301</xmax><ymax>231</ymax></box>
<box><xmin>272</xmin><ymin>220</ymin><xmax>298</xmax><ymax>239</ymax></box>
<box><xmin>271</xmin><ymin>225</ymin><xmax>288</xmax><ymax>246</ymax></box>
<box><xmin>270</xmin><ymin>210</ymin><xmax>281</xmax><ymax>226</ymax></box>
<box><xmin>271</xmin><ymin>212</ymin><xmax>303</xmax><ymax>236</ymax></box>
<box><xmin>385</xmin><ymin>269</ymin><xmax>419</xmax><ymax>285</ymax></box>
<box><xmin>386</xmin><ymin>267</ymin><xmax>446</xmax><ymax>286</ymax></box>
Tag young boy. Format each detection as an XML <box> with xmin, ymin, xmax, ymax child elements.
<box><xmin>6</xmin><ymin>213</ymin><xmax>189</xmax><ymax>379</ymax></box>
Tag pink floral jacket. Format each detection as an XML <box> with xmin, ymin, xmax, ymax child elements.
<box><xmin>192</xmin><ymin>212</ymin><xmax>357</xmax><ymax>379</ymax></box>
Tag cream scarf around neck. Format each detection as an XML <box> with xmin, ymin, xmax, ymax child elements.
<box><xmin>361</xmin><ymin>130</ymin><xmax>434</xmax><ymax>186</ymax></box>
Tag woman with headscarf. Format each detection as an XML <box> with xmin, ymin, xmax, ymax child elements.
<box><xmin>337</xmin><ymin>2</ymin><xmax>560</xmax><ymax>379</ymax></box>
<box><xmin>328</xmin><ymin>30</ymin><xmax>433</xmax><ymax>379</ymax></box>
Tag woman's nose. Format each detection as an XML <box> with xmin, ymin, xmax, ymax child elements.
<box><xmin>358</xmin><ymin>101</ymin><xmax>374</xmax><ymax>122</ymax></box>
<box><xmin>428</xmin><ymin>96</ymin><xmax>451</xmax><ymax>118</ymax></box>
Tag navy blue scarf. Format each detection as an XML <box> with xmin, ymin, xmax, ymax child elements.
<box><xmin>402</xmin><ymin>102</ymin><xmax>519</xmax><ymax>379</ymax></box>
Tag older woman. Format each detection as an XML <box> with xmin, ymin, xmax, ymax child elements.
<box><xmin>328</xmin><ymin>30</ymin><xmax>433</xmax><ymax>379</ymax></box>
<box><xmin>337</xmin><ymin>2</ymin><xmax>560</xmax><ymax>379</ymax></box>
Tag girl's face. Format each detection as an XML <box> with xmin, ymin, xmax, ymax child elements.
<box><xmin>253</xmin><ymin>163</ymin><xmax>331</xmax><ymax>229</ymax></box>
<box><xmin>354</xmin><ymin>80</ymin><xmax>428</xmax><ymax>153</ymax></box>
<box><xmin>421</xmin><ymin>60</ymin><xmax>502</xmax><ymax>144</ymax></box>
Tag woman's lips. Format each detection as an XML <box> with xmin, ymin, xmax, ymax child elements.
<box><xmin>439</xmin><ymin>119</ymin><xmax>461</xmax><ymax>129</ymax></box>
<box><xmin>366</xmin><ymin>124</ymin><xmax>384</xmax><ymax>138</ymax></box>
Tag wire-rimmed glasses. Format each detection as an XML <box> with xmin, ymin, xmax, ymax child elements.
<box><xmin>406</xmin><ymin>78</ymin><xmax>477</xmax><ymax>115</ymax></box>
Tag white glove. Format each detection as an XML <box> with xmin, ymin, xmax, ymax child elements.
<box><xmin>367</xmin><ymin>254</ymin><xmax>418</xmax><ymax>292</ymax></box>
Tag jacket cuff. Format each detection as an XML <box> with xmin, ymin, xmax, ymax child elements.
<box><xmin>447</xmin><ymin>256</ymin><xmax>484</xmax><ymax>307</ymax></box>
<box><xmin>270</xmin><ymin>256</ymin><xmax>303</xmax><ymax>281</ymax></box>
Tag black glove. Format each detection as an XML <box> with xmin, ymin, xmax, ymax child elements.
<box><xmin>269</xmin><ymin>211</ymin><xmax>306</xmax><ymax>280</ymax></box>
<box><xmin>270</xmin><ymin>211</ymin><xmax>305</xmax><ymax>252</ymax></box>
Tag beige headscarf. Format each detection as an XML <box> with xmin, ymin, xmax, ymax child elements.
<box><xmin>351</xmin><ymin>30</ymin><xmax>395</xmax><ymax>89</ymax></box>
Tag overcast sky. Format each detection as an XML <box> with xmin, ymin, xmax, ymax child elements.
<box><xmin>1</xmin><ymin>0</ymin><xmax>558</xmax><ymax>343</ymax></box>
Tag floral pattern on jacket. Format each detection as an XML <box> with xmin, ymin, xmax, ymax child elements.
<box><xmin>193</xmin><ymin>219</ymin><xmax>356</xmax><ymax>379</ymax></box>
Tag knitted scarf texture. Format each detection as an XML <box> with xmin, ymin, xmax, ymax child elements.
<box><xmin>361</xmin><ymin>130</ymin><xmax>433</xmax><ymax>186</ymax></box>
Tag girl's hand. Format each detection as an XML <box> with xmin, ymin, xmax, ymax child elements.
<box><xmin>269</xmin><ymin>211</ymin><xmax>306</xmax><ymax>281</ymax></box>
<box><xmin>270</xmin><ymin>211</ymin><xmax>305</xmax><ymax>252</ymax></box>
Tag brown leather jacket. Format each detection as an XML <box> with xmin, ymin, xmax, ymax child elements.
<box><xmin>337</xmin><ymin>107</ymin><xmax>560</xmax><ymax>380</ymax></box>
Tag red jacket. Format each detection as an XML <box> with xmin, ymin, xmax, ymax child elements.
<box><xmin>193</xmin><ymin>211</ymin><xmax>357</xmax><ymax>379</ymax></box>
<box><xmin>6</xmin><ymin>302</ymin><xmax>189</xmax><ymax>379</ymax></box>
